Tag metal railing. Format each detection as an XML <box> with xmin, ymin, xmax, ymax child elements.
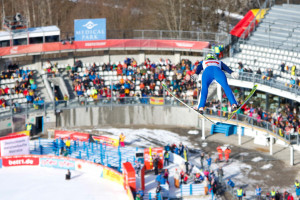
<box><xmin>227</xmin><ymin>71</ymin><xmax>300</xmax><ymax>96</ymax></box>
<box><xmin>0</xmin><ymin>95</ymin><xmax>297</xmax><ymax>145</ymax></box>
<box><xmin>240</xmin><ymin>0</ymin><xmax>274</xmax><ymax>41</ymax></box>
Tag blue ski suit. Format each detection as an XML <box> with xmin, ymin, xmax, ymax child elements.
<box><xmin>196</xmin><ymin>60</ymin><xmax>237</xmax><ymax>108</ymax></box>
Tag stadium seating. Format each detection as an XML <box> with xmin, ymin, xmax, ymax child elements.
<box><xmin>227</xmin><ymin>4</ymin><xmax>300</xmax><ymax>83</ymax></box>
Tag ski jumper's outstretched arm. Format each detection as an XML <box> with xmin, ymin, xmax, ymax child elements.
<box><xmin>196</xmin><ymin>61</ymin><xmax>237</xmax><ymax>109</ymax></box>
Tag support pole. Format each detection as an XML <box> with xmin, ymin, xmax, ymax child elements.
<box><xmin>201</xmin><ymin>118</ymin><xmax>205</xmax><ymax>140</ymax></box>
<box><xmin>290</xmin><ymin>146</ymin><xmax>294</xmax><ymax>166</ymax></box>
<box><xmin>270</xmin><ymin>136</ymin><xmax>273</xmax><ymax>155</ymax></box>
<box><xmin>238</xmin><ymin>127</ymin><xmax>242</xmax><ymax>146</ymax></box>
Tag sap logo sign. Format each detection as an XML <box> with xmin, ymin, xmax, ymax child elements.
<box><xmin>74</xmin><ymin>18</ymin><xmax>106</xmax><ymax>41</ymax></box>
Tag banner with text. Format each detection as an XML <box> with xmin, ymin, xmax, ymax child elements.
<box><xmin>40</xmin><ymin>157</ymin><xmax>75</xmax><ymax>170</ymax></box>
<box><xmin>74</xmin><ymin>18</ymin><xmax>106</xmax><ymax>41</ymax></box>
<box><xmin>2</xmin><ymin>156</ymin><xmax>39</xmax><ymax>167</ymax></box>
<box><xmin>150</xmin><ymin>97</ymin><xmax>164</xmax><ymax>105</ymax></box>
<box><xmin>0</xmin><ymin>135</ymin><xmax>30</xmax><ymax>156</ymax></box>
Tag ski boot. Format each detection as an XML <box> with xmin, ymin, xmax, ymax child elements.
<box><xmin>231</xmin><ymin>104</ymin><xmax>238</xmax><ymax>112</ymax></box>
<box><xmin>198</xmin><ymin>107</ymin><xmax>204</xmax><ymax>114</ymax></box>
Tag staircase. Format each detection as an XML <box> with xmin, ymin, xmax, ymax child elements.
<box><xmin>63</xmin><ymin>75</ymin><xmax>76</xmax><ymax>99</ymax></box>
<box><xmin>33</xmin><ymin>73</ymin><xmax>51</xmax><ymax>102</ymax></box>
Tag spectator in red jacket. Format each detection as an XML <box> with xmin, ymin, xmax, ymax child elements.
<box><xmin>287</xmin><ymin>193</ymin><xmax>294</xmax><ymax>200</ymax></box>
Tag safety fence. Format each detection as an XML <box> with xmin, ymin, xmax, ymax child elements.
<box><xmin>30</xmin><ymin>138</ymin><xmax>138</xmax><ymax>172</ymax></box>
<box><xmin>0</xmin><ymin>154</ymin><xmax>134</xmax><ymax>200</ymax></box>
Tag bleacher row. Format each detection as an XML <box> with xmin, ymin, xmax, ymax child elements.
<box><xmin>248</xmin><ymin>4</ymin><xmax>300</xmax><ymax>51</ymax></box>
<box><xmin>0</xmin><ymin>77</ymin><xmax>23</xmax><ymax>88</ymax></box>
<box><xmin>225</xmin><ymin>43</ymin><xmax>299</xmax><ymax>84</ymax></box>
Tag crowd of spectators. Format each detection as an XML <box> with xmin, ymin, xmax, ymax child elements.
<box><xmin>67</xmin><ymin>57</ymin><xmax>199</xmax><ymax>103</ymax></box>
<box><xmin>205</xmin><ymin>98</ymin><xmax>300</xmax><ymax>139</ymax></box>
<box><xmin>236</xmin><ymin>61</ymin><xmax>300</xmax><ymax>88</ymax></box>
<box><xmin>0</xmin><ymin>63</ymin><xmax>44</xmax><ymax>110</ymax></box>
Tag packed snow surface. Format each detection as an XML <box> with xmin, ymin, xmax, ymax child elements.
<box><xmin>0</xmin><ymin>166</ymin><xmax>129</xmax><ymax>200</ymax></box>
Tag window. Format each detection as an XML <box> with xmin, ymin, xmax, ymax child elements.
<box><xmin>29</xmin><ymin>37</ymin><xmax>43</xmax><ymax>44</ymax></box>
<box><xmin>45</xmin><ymin>35</ymin><xmax>59</xmax><ymax>43</ymax></box>
<box><xmin>0</xmin><ymin>40</ymin><xmax>10</xmax><ymax>47</ymax></box>
<box><xmin>13</xmin><ymin>38</ymin><xmax>27</xmax><ymax>46</ymax></box>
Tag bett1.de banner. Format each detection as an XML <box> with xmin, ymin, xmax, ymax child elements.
<box><xmin>74</xmin><ymin>18</ymin><xmax>106</xmax><ymax>41</ymax></box>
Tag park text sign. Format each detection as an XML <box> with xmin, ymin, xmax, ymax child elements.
<box><xmin>74</xmin><ymin>18</ymin><xmax>106</xmax><ymax>41</ymax></box>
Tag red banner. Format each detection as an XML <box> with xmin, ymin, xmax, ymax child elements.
<box><xmin>71</xmin><ymin>132</ymin><xmax>89</xmax><ymax>142</ymax></box>
<box><xmin>54</xmin><ymin>130</ymin><xmax>89</xmax><ymax>141</ymax></box>
<box><xmin>2</xmin><ymin>156</ymin><xmax>39</xmax><ymax>167</ymax></box>
<box><xmin>0</xmin><ymin>39</ymin><xmax>209</xmax><ymax>57</ymax></box>
<box><xmin>144</xmin><ymin>147</ymin><xmax>164</xmax><ymax>170</ymax></box>
<box><xmin>54</xmin><ymin>130</ymin><xmax>73</xmax><ymax>140</ymax></box>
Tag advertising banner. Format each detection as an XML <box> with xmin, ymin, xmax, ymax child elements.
<box><xmin>150</xmin><ymin>97</ymin><xmax>164</xmax><ymax>105</ymax></box>
<box><xmin>40</xmin><ymin>157</ymin><xmax>75</xmax><ymax>170</ymax></box>
<box><xmin>0</xmin><ymin>159</ymin><xmax>2</xmax><ymax>168</ymax></box>
<box><xmin>2</xmin><ymin>156</ymin><xmax>39</xmax><ymax>167</ymax></box>
<box><xmin>54</xmin><ymin>130</ymin><xmax>89</xmax><ymax>141</ymax></box>
<box><xmin>71</xmin><ymin>132</ymin><xmax>89</xmax><ymax>142</ymax></box>
<box><xmin>103</xmin><ymin>167</ymin><xmax>124</xmax><ymax>185</ymax></box>
<box><xmin>0</xmin><ymin>135</ymin><xmax>30</xmax><ymax>156</ymax></box>
<box><xmin>144</xmin><ymin>147</ymin><xmax>164</xmax><ymax>170</ymax></box>
<box><xmin>8</xmin><ymin>130</ymin><xmax>30</xmax><ymax>136</ymax></box>
<box><xmin>54</xmin><ymin>130</ymin><xmax>73</xmax><ymax>139</ymax></box>
<box><xmin>74</xmin><ymin>18</ymin><xmax>106</xmax><ymax>41</ymax></box>
<box><xmin>92</xmin><ymin>135</ymin><xmax>119</xmax><ymax>147</ymax></box>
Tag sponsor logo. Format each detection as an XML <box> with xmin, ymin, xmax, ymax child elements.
<box><xmin>40</xmin><ymin>158</ymin><xmax>75</xmax><ymax>170</ymax></box>
<box><xmin>84</xmin><ymin>42</ymin><xmax>106</xmax><ymax>47</ymax></box>
<box><xmin>10</xmin><ymin>47</ymin><xmax>18</xmax><ymax>54</ymax></box>
<box><xmin>175</xmin><ymin>42</ymin><xmax>194</xmax><ymax>48</ymax></box>
<box><xmin>2</xmin><ymin>157</ymin><xmax>39</xmax><ymax>167</ymax></box>
<box><xmin>83</xmin><ymin>21</ymin><xmax>98</xmax><ymax>29</ymax></box>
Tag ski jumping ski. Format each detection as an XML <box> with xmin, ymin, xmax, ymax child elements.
<box><xmin>226</xmin><ymin>84</ymin><xmax>258</xmax><ymax>121</ymax></box>
<box><xmin>162</xmin><ymin>83</ymin><xmax>216</xmax><ymax>125</ymax></box>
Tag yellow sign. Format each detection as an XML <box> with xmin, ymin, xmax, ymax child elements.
<box><xmin>13</xmin><ymin>130</ymin><xmax>30</xmax><ymax>136</ymax></box>
<box><xmin>103</xmin><ymin>168</ymin><xmax>124</xmax><ymax>185</ymax></box>
<box><xmin>150</xmin><ymin>97</ymin><xmax>164</xmax><ymax>105</ymax></box>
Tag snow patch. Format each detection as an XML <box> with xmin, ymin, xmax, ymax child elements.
<box><xmin>252</xmin><ymin>157</ymin><xmax>263</xmax><ymax>162</ymax></box>
<box><xmin>261</xmin><ymin>164</ymin><xmax>273</xmax><ymax>170</ymax></box>
<box><xmin>95</xmin><ymin>128</ymin><xmax>192</xmax><ymax>147</ymax></box>
<box><xmin>239</xmin><ymin>152</ymin><xmax>249</xmax><ymax>156</ymax></box>
<box><xmin>188</xmin><ymin>130</ymin><xmax>199</xmax><ymax>135</ymax></box>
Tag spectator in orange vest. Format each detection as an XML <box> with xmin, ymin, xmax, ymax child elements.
<box><xmin>224</xmin><ymin>147</ymin><xmax>231</xmax><ymax>162</ymax></box>
<box><xmin>216</xmin><ymin>145</ymin><xmax>223</xmax><ymax>161</ymax></box>
<box><xmin>119</xmin><ymin>133</ymin><xmax>125</xmax><ymax>147</ymax></box>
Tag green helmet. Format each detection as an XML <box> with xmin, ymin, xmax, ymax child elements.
<box><xmin>205</xmin><ymin>53</ymin><xmax>216</xmax><ymax>60</ymax></box>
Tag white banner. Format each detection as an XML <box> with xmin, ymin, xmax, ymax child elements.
<box><xmin>0</xmin><ymin>136</ymin><xmax>30</xmax><ymax>156</ymax></box>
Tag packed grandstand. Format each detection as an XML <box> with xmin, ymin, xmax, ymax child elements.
<box><xmin>0</xmin><ymin>0</ymin><xmax>300</xmax><ymax>200</ymax></box>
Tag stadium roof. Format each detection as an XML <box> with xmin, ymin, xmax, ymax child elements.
<box><xmin>0</xmin><ymin>26</ymin><xmax>60</xmax><ymax>41</ymax></box>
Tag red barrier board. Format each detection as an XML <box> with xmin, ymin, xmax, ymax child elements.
<box><xmin>2</xmin><ymin>156</ymin><xmax>39</xmax><ymax>167</ymax></box>
<box><xmin>0</xmin><ymin>39</ymin><xmax>209</xmax><ymax>57</ymax></box>
<box><xmin>122</xmin><ymin>162</ymin><xmax>136</xmax><ymax>192</ymax></box>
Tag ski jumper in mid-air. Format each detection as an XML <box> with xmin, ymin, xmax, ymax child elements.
<box><xmin>192</xmin><ymin>53</ymin><xmax>239</xmax><ymax>114</ymax></box>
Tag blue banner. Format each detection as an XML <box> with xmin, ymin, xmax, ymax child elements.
<box><xmin>0</xmin><ymin>159</ymin><xmax>2</xmax><ymax>168</ymax></box>
<box><xmin>74</xmin><ymin>18</ymin><xmax>106</xmax><ymax>41</ymax></box>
